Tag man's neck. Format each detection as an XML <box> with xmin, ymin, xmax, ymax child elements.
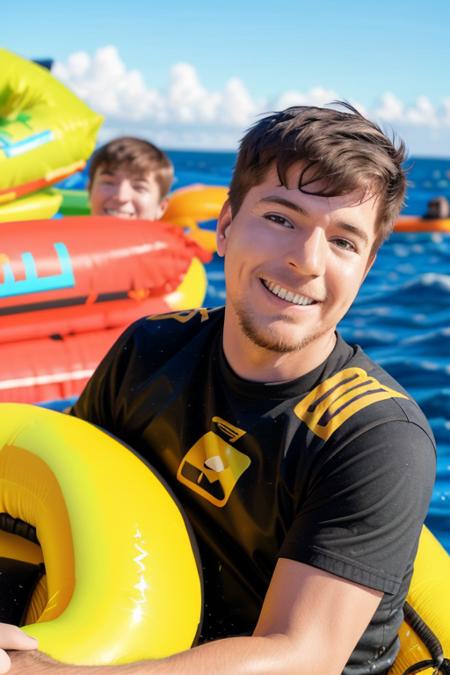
<box><xmin>222</xmin><ymin>322</ymin><xmax>337</xmax><ymax>384</ymax></box>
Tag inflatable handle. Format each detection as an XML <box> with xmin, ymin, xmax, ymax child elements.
<box><xmin>0</xmin><ymin>403</ymin><xmax>202</xmax><ymax>665</ymax></box>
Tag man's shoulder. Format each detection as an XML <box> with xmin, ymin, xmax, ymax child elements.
<box><xmin>346</xmin><ymin>348</ymin><xmax>434</xmax><ymax>443</ymax></box>
<box><xmin>126</xmin><ymin>306</ymin><xmax>224</xmax><ymax>349</ymax></box>
<box><xmin>296</xmin><ymin>340</ymin><xmax>434</xmax><ymax>446</ymax></box>
<box><xmin>71</xmin><ymin>307</ymin><xmax>225</xmax><ymax>424</ymax></box>
<box><xmin>349</xmin><ymin>346</ymin><xmax>430</xmax><ymax>427</ymax></box>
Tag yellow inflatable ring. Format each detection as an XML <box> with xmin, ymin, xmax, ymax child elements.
<box><xmin>0</xmin><ymin>403</ymin><xmax>202</xmax><ymax>665</ymax></box>
<box><xmin>0</xmin><ymin>403</ymin><xmax>448</xmax><ymax>670</ymax></box>
<box><xmin>165</xmin><ymin>256</ymin><xmax>207</xmax><ymax>310</ymax></box>
<box><xmin>0</xmin><ymin>49</ymin><xmax>102</xmax><ymax>203</ymax></box>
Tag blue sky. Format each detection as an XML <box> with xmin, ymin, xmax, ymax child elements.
<box><xmin>4</xmin><ymin>0</ymin><xmax>450</xmax><ymax>155</ymax></box>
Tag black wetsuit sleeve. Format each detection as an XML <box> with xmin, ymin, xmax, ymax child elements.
<box><xmin>279</xmin><ymin>420</ymin><xmax>436</xmax><ymax>594</ymax></box>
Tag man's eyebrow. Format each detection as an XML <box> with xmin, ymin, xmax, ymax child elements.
<box><xmin>336</xmin><ymin>222</ymin><xmax>370</xmax><ymax>246</ymax></box>
<box><xmin>97</xmin><ymin>171</ymin><xmax>150</xmax><ymax>184</ymax></box>
<box><xmin>259</xmin><ymin>196</ymin><xmax>309</xmax><ymax>216</ymax></box>
<box><xmin>260</xmin><ymin>195</ymin><xmax>370</xmax><ymax>247</ymax></box>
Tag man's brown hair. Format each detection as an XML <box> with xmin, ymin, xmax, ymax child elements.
<box><xmin>88</xmin><ymin>137</ymin><xmax>174</xmax><ymax>200</ymax></box>
<box><xmin>229</xmin><ymin>102</ymin><xmax>407</xmax><ymax>249</ymax></box>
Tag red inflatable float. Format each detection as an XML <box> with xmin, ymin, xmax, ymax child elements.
<box><xmin>0</xmin><ymin>215</ymin><xmax>210</xmax><ymax>402</ymax></box>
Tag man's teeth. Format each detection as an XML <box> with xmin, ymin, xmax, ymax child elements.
<box><xmin>105</xmin><ymin>209</ymin><xmax>134</xmax><ymax>217</ymax></box>
<box><xmin>263</xmin><ymin>280</ymin><xmax>315</xmax><ymax>306</ymax></box>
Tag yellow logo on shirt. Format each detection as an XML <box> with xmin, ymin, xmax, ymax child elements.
<box><xmin>148</xmin><ymin>308</ymin><xmax>210</xmax><ymax>323</ymax></box>
<box><xmin>294</xmin><ymin>367</ymin><xmax>408</xmax><ymax>441</ymax></box>
<box><xmin>177</xmin><ymin>417</ymin><xmax>250</xmax><ymax>507</ymax></box>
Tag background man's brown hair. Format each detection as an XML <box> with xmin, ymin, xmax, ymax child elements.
<box><xmin>89</xmin><ymin>137</ymin><xmax>174</xmax><ymax>200</ymax></box>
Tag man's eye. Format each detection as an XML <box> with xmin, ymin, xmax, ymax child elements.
<box><xmin>264</xmin><ymin>213</ymin><xmax>293</xmax><ymax>228</ymax></box>
<box><xmin>133</xmin><ymin>184</ymin><xmax>150</xmax><ymax>193</ymax></box>
<box><xmin>332</xmin><ymin>237</ymin><xmax>357</xmax><ymax>252</ymax></box>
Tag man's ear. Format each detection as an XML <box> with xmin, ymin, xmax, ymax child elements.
<box><xmin>216</xmin><ymin>200</ymin><xmax>233</xmax><ymax>257</ymax></box>
<box><xmin>155</xmin><ymin>197</ymin><xmax>169</xmax><ymax>220</ymax></box>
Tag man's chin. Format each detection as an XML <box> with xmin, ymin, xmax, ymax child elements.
<box><xmin>237</xmin><ymin>314</ymin><xmax>316</xmax><ymax>354</ymax></box>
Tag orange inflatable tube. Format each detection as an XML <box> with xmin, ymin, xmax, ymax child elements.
<box><xmin>394</xmin><ymin>216</ymin><xmax>450</xmax><ymax>233</ymax></box>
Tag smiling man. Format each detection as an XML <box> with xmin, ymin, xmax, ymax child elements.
<box><xmin>88</xmin><ymin>136</ymin><xmax>173</xmax><ymax>221</ymax></box>
<box><xmin>7</xmin><ymin>104</ymin><xmax>435</xmax><ymax>675</ymax></box>
<box><xmin>219</xmin><ymin>165</ymin><xmax>380</xmax><ymax>382</ymax></box>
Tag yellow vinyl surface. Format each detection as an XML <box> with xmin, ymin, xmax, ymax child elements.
<box><xmin>0</xmin><ymin>49</ymin><xmax>102</xmax><ymax>199</ymax></box>
<box><xmin>0</xmin><ymin>189</ymin><xmax>62</xmax><ymax>222</ymax></box>
<box><xmin>0</xmin><ymin>403</ymin><xmax>202</xmax><ymax>665</ymax></box>
<box><xmin>390</xmin><ymin>526</ymin><xmax>450</xmax><ymax>674</ymax></box>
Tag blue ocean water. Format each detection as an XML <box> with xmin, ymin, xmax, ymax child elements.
<box><xmin>62</xmin><ymin>153</ymin><xmax>450</xmax><ymax>552</ymax></box>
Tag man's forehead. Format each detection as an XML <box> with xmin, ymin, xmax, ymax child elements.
<box><xmin>97</xmin><ymin>165</ymin><xmax>155</xmax><ymax>183</ymax></box>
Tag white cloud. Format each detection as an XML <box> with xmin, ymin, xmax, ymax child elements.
<box><xmin>375</xmin><ymin>92</ymin><xmax>440</xmax><ymax>127</ymax></box>
<box><xmin>406</xmin><ymin>96</ymin><xmax>438</xmax><ymax>126</ymax></box>
<box><xmin>443</xmin><ymin>98</ymin><xmax>450</xmax><ymax>125</ymax></box>
<box><xmin>54</xmin><ymin>46</ymin><xmax>256</xmax><ymax>130</ymax></box>
<box><xmin>54</xmin><ymin>46</ymin><xmax>165</xmax><ymax>120</ymax></box>
<box><xmin>219</xmin><ymin>78</ymin><xmax>257</xmax><ymax>127</ymax></box>
<box><xmin>168</xmin><ymin>63</ymin><xmax>214</xmax><ymax>123</ymax></box>
<box><xmin>274</xmin><ymin>86</ymin><xmax>339</xmax><ymax>110</ymax></box>
<box><xmin>375</xmin><ymin>92</ymin><xmax>405</xmax><ymax>122</ymax></box>
<box><xmin>53</xmin><ymin>46</ymin><xmax>450</xmax><ymax>154</ymax></box>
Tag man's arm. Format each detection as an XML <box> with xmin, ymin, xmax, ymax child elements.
<box><xmin>9</xmin><ymin>559</ymin><xmax>381</xmax><ymax>675</ymax></box>
<box><xmin>0</xmin><ymin>624</ymin><xmax>37</xmax><ymax>674</ymax></box>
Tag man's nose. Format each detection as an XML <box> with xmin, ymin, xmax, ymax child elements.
<box><xmin>114</xmin><ymin>181</ymin><xmax>133</xmax><ymax>201</ymax></box>
<box><xmin>287</xmin><ymin>227</ymin><xmax>327</xmax><ymax>277</ymax></box>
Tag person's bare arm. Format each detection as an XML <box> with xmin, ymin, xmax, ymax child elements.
<box><xmin>9</xmin><ymin>558</ymin><xmax>382</xmax><ymax>675</ymax></box>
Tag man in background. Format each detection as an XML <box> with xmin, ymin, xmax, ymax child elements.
<box><xmin>88</xmin><ymin>136</ymin><xmax>173</xmax><ymax>221</ymax></box>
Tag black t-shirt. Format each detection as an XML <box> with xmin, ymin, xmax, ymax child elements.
<box><xmin>72</xmin><ymin>307</ymin><xmax>436</xmax><ymax>674</ymax></box>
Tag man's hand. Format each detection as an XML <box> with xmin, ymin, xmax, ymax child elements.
<box><xmin>0</xmin><ymin>624</ymin><xmax>38</xmax><ymax>673</ymax></box>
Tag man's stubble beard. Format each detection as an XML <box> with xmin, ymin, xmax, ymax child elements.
<box><xmin>234</xmin><ymin>302</ymin><xmax>328</xmax><ymax>354</ymax></box>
